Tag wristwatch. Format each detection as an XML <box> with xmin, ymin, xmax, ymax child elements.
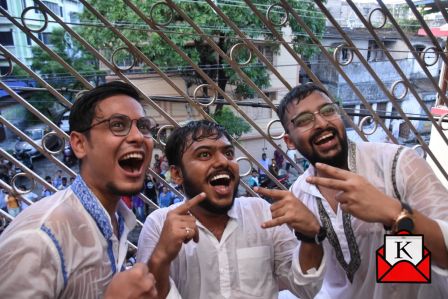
<box><xmin>295</xmin><ymin>226</ymin><xmax>327</xmax><ymax>245</ymax></box>
<box><xmin>392</xmin><ymin>202</ymin><xmax>414</xmax><ymax>234</ymax></box>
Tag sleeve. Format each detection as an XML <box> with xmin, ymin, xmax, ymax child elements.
<box><xmin>136</xmin><ymin>210</ymin><xmax>165</xmax><ymax>263</ymax></box>
<box><xmin>397</xmin><ymin>148</ymin><xmax>448</xmax><ymax>275</ymax></box>
<box><xmin>0</xmin><ymin>230</ymin><xmax>63</xmax><ymax>298</ymax></box>
<box><xmin>271</xmin><ymin>212</ymin><xmax>325</xmax><ymax>299</ymax></box>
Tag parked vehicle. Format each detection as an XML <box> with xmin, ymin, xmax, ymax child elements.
<box><xmin>14</xmin><ymin>126</ymin><xmax>61</xmax><ymax>160</ymax></box>
<box><xmin>58</xmin><ymin>111</ymin><xmax>70</xmax><ymax>133</ymax></box>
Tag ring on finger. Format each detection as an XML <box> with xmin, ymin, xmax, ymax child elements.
<box><xmin>185</xmin><ymin>227</ymin><xmax>192</xmax><ymax>237</ymax></box>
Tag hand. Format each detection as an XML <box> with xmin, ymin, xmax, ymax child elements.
<box><xmin>306</xmin><ymin>163</ymin><xmax>401</xmax><ymax>226</ymax></box>
<box><xmin>104</xmin><ymin>263</ymin><xmax>157</xmax><ymax>299</ymax></box>
<box><xmin>254</xmin><ymin>187</ymin><xmax>320</xmax><ymax>237</ymax></box>
<box><xmin>150</xmin><ymin>192</ymin><xmax>206</xmax><ymax>264</ymax></box>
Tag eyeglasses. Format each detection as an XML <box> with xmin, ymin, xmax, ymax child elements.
<box><xmin>290</xmin><ymin>103</ymin><xmax>340</xmax><ymax>131</ymax></box>
<box><xmin>80</xmin><ymin>114</ymin><xmax>156</xmax><ymax>138</ymax></box>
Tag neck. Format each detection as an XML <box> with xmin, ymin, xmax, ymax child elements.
<box><xmin>190</xmin><ymin>206</ymin><xmax>229</xmax><ymax>240</ymax></box>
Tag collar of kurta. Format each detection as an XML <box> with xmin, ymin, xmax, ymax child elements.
<box><xmin>70</xmin><ymin>176</ymin><xmax>125</xmax><ymax>240</ymax></box>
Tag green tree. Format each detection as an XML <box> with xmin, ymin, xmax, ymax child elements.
<box><xmin>28</xmin><ymin>28</ymin><xmax>103</xmax><ymax>121</ymax></box>
<box><xmin>79</xmin><ymin>0</ymin><xmax>325</xmax><ymax>101</ymax></box>
<box><xmin>212</xmin><ymin>106</ymin><xmax>251</xmax><ymax>139</ymax></box>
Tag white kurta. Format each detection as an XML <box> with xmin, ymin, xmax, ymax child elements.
<box><xmin>137</xmin><ymin>196</ymin><xmax>325</xmax><ymax>299</ymax></box>
<box><xmin>290</xmin><ymin>141</ymin><xmax>448</xmax><ymax>299</ymax></box>
<box><xmin>0</xmin><ymin>176</ymin><xmax>136</xmax><ymax>298</ymax></box>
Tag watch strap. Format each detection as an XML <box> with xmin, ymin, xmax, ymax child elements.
<box><xmin>295</xmin><ymin>226</ymin><xmax>327</xmax><ymax>245</ymax></box>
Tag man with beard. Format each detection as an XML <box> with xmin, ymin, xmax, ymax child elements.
<box><xmin>0</xmin><ymin>81</ymin><xmax>157</xmax><ymax>299</ymax></box>
<box><xmin>275</xmin><ymin>83</ymin><xmax>448</xmax><ymax>298</ymax></box>
<box><xmin>137</xmin><ymin>120</ymin><xmax>325</xmax><ymax>299</ymax></box>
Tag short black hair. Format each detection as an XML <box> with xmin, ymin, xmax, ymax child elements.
<box><xmin>165</xmin><ymin>120</ymin><xmax>232</xmax><ymax>167</ymax></box>
<box><xmin>277</xmin><ymin>83</ymin><xmax>329</xmax><ymax>132</ymax></box>
<box><xmin>69</xmin><ymin>81</ymin><xmax>142</xmax><ymax>134</ymax></box>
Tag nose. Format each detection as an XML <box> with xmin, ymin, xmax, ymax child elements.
<box><xmin>126</xmin><ymin>120</ymin><xmax>145</xmax><ymax>144</ymax></box>
<box><xmin>213</xmin><ymin>151</ymin><xmax>229</xmax><ymax>168</ymax></box>
<box><xmin>313</xmin><ymin>112</ymin><xmax>329</xmax><ymax>129</ymax></box>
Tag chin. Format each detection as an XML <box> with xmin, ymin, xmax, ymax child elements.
<box><xmin>106</xmin><ymin>181</ymin><xmax>144</xmax><ymax>197</ymax></box>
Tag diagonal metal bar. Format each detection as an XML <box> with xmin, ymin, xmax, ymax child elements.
<box><xmin>0</xmin><ymin>6</ymin><xmax>93</xmax><ymax>91</ymax></box>
<box><xmin>343</xmin><ymin>0</ymin><xmax>448</xmax><ymax>147</ymax></box>
<box><xmin>376</xmin><ymin>0</ymin><xmax>448</xmax><ymax>107</ymax></box>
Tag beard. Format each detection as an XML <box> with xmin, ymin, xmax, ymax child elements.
<box><xmin>106</xmin><ymin>181</ymin><xmax>144</xmax><ymax>197</ymax></box>
<box><xmin>181</xmin><ymin>166</ymin><xmax>239</xmax><ymax>215</ymax></box>
<box><xmin>300</xmin><ymin>127</ymin><xmax>348</xmax><ymax>169</ymax></box>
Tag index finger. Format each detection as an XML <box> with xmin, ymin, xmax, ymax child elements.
<box><xmin>253</xmin><ymin>187</ymin><xmax>290</xmax><ymax>202</ymax></box>
<box><xmin>314</xmin><ymin>163</ymin><xmax>351</xmax><ymax>180</ymax></box>
<box><xmin>173</xmin><ymin>192</ymin><xmax>206</xmax><ymax>214</ymax></box>
<box><xmin>306</xmin><ymin>176</ymin><xmax>348</xmax><ymax>192</ymax></box>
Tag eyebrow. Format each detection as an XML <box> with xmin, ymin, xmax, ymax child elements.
<box><xmin>191</xmin><ymin>144</ymin><xmax>234</xmax><ymax>152</ymax></box>
<box><xmin>294</xmin><ymin>102</ymin><xmax>333</xmax><ymax>116</ymax></box>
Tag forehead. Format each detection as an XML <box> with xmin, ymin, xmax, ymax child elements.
<box><xmin>287</xmin><ymin>91</ymin><xmax>332</xmax><ymax>115</ymax></box>
<box><xmin>184</xmin><ymin>135</ymin><xmax>232</xmax><ymax>153</ymax></box>
<box><xmin>95</xmin><ymin>94</ymin><xmax>145</xmax><ymax>118</ymax></box>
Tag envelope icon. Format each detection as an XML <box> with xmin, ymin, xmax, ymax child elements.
<box><xmin>376</xmin><ymin>245</ymin><xmax>431</xmax><ymax>283</ymax></box>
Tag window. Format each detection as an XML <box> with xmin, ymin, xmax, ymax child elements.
<box><xmin>0</xmin><ymin>31</ymin><xmax>14</xmax><ymax>46</ymax></box>
<box><xmin>359</xmin><ymin>104</ymin><xmax>373</xmax><ymax>127</ymax></box>
<box><xmin>376</xmin><ymin>102</ymin><xmax>387</xmax><ymax>117</ymax></box>
<box><xmin>38</xmin><ymin>32</ymin><xmax>52</xmax><ymax>45</ymax></box>
<box><xmin>69</xmin><ymin>12</ymin><xmax>79</xmax><ymax>23</ymax></box>
<box><xmin>42</xmin><ymin>1</ymin><xmax>61</xmax><ymax>16</ymax></box>
<box><xmin>0</xmin><ymin>0</ymin><xmax>7</xmax><ymax>10</ymax></box>
<box><xmin>342</xmin><ymin>104</ymin><xmax>356</xmax><ymax>127</ymax></box>
<box><xmin>258</xmin><ymin>45</ymin><xmax>275</xmax><ymax>65</ymax></box>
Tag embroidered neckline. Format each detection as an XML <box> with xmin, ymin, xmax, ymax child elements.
<box><xmin>70</xmin><ymin>176</ymin><xmax>124</xmax><ymax>273</ymax></box>
<box><xmin>317</xmin><ymin>140</ymin><xmax>361</xmax><ymax>282</ymax></box>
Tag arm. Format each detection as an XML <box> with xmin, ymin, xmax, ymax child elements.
<box><xmin>307</xmin><ymin>158</ymin><xmax>448</xmax><ymax>270</ymax></box>
<box><xmin>255</xmin><ymin>188</ymin><xmax>325</xmax><ymax>299</ymax></box>
<box><xmin>137</xmin><ymin>193</ymin><xmax>205</xmax><ymax>298</ymax></box>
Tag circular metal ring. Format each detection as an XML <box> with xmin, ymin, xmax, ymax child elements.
<box><xmin>11</xmin><ymin>172</ymin><xmax>36</xmax><ymax>195</ymax></box>
<box><xmin>421</xmin><ymin>47</ymin><xmax>439</xmax><ymax>67</ymax></box>
<box><xmin>236</xmin><ymin>157</ymin><xmax>253</xmax><ymax>177</ymax></box>
<box><xmin>229</xmin><ymin>43</ymin><xmax>252</xmax><ymax>66</ymax></box>
<box><xmin>438</xmin><ymin>113</ymin><xmax>448</xmax><ymax>131</ymax></box>
<box><xmin>111</xmin><ymin>47</ymin><xmax>136</xmax><ymax>71</ymax></box>
<box><xmin>266</xmin><ymin>3</ymin><xmax>289</xmax><ymax>26</ymax></box>
<box><xmin>267</xmin><ymin>119</ymin><xmax>285</xmax><ymax>140</ymax></box>
<box><xmin>334</xmin><ymin>44</ymin><xmax>354</xmax><ymax>66</ymax></box>
<box><xmin>156</xmin><ymin>125</ymin><xmax>174</xmax><ymax>146</ymax></box>
<box><xmin>412</xmin><ymin>145</ymin><xmax>426</xmax><ymax>158</ymax></box>
<box><xmin>193</xmin><ymin>84</ymin><xmax>217</xmax><ymax>107</ymax></box>
<box><xmin>42</xmin><ymin>132</ymin><xmax>65</xmax><ymax>155</ymax></box>
<box><xmin>358</xmin><ymin>116</ymin><xmax>377</xmax><ymax>135</ymax></box>
<box><xmin>390</xmin><ymin>80</ymin><xmax>408</xmax><ymax>100</ymax></box>
<box><xmin>21</xmin><ymin>6</ymin><xmax>48</xmax><ymax>33</ymax></box>
<box><xmin>368</xmin><ymin>8</ymin><xmax>387</xmax><ymax>29</ymax></box>
<box><xmin>149</xmin><ymin>1</ymin><xmax>174</xmax><ymax>27</ymax></box>
<box><xmin>0</xmin><ymin>54</ymin><xmax>13</xmax><ymax>78</ymax></box>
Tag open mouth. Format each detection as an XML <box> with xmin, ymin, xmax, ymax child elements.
<box><xmin>118</xmin><ymin>152</ymin><xmax>144</xmax><ymax>173</ymax></box>
<box><xmin>313</xmin><ymin>129</ymin><xmax>336</xmax><ymax>146</ymax></box>
<box><xmin>209</xmin><ymin>173</ymin><xmax>231</xmax><ymax>187</ymax></box>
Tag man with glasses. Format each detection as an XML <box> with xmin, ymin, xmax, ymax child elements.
<box><xmin>273</xmin><ymin>83</ymin><xmax>448</xmax><ymax>298</ymax></box>
<box><xmin>0</xmin><ymin>81</ymin><xmax>158</xmax><ymax>298</ymax></box>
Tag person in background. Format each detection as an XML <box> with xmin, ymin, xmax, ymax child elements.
<box><xmin>158</xmin><ymin>185</ymin><xmax>175</xmax><ymax>208</ymax></box>
<box><xmin>274</xmin><ymin>143</ymin><xmax>285</xmax><ymax>169</ymax></box>
<box><xmin>41</xmin><ymin>176</ymin><xmax>54</xmax><ymax>198</ymax></box>
<box><xmin>52</xmin><ymin>170</ymin><xmax>63</xmax><ymax>189</ymax></box>
<box><xmin>5</xmin><ymin>191</ymin><xmax>20</xmax><ymax>217</ymax></box>
<box><xmin>247</xmin><ymin>169</ymin><xmax>259</xmax><ymax>189</ymax></box>
<box><xmin>58</xmin><ymin>177</ymin><xmax>69</xmax><ymax>190</ymax></box>
<box><xmin>132</xmin><ymin>195</ymin><xmax>145</xmax><ymax>222</ymax></box>
<box><xmin>258</xmin><ymin>152</ymin><xmax>269</xmax><ymax>181</ymax></box>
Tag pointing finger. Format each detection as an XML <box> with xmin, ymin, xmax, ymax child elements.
<box><xmin>306</xmin><ymin>176</ymin><xmax>348</xmax><ymax>192</ymax></box>
<box><xmin>254</xmin><ymin>187</ymin><xmax>289</xmax><ymax>202</ymax></box>
<box><xmin>261</xmin><ymin>216</ymin><xmax>288</xmax><ymax>229</ymax></box>
<box><xmin>314</xmin><ymin>163</ymin><xmax>351</xmax><ymax>180</ymax></box>
<box><xmin>174</xmin><ymin>192</ymin><xmax>206</xmax><ymax>214</ymax></box>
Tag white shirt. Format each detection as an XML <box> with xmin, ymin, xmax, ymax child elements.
<box><xmin>0</xmin><ymin>176</ymin><xmax>136</xmax><ymax>298</ymax></box>
<box><xmin>290</xmin><ymin>141</ymin><xmax>448</xmax><ymax>299</ymax></box>
<box><xmin>137</xmin><ymin>196</ymin><xmax>325</xmax><ymax>299</ymax></box>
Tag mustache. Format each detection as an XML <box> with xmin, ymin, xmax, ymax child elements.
<box><xmin>310</xmin><ymin>127</ymin><xmax>338</xmax><ymax>144</ymax></box>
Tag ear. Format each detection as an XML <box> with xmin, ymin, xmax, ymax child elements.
<box><xmin>170</xmin><ymin>165</ymin><xmax>184</xmax><ymax>185</ymax></box>
<box><xmin>70</xmin><ymin>131</ymin><xmax>87</xmax><ymax>160</ymax></box>
<box><xmin>283</xmin><ymin>133</ymin><xmax>296</xmax><ymax>150</ymax></box>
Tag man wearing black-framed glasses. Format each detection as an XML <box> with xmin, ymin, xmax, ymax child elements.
<box><xmin>269</xmin><ymin>83</ymin><xmax>448</xmax><ymax>299</ymax></box>
<box><xmin>0</xmin><ymin>81</ymin><xmax>158</xmax><ymax>298</ymax></box>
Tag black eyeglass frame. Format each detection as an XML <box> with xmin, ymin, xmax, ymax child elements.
<box><xmin>78</xmin><ymin>114</ymin><xmax>156</xmax><ymax>138</ymax></box>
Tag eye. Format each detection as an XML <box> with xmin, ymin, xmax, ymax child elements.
<box><xmin>109</xmin><ymin>118</ymin><xmax>127</xmax><ymax>131</ymax></box>
<box><xmin>320</xmin><ymin>104</ymin><xmax>337</xmax><ymax>116</ymax></box>
<box><xmin>293</xmin><ymin>113</ymin><xmax>314</xmax><ymax>127</ymax></box>
<box><xmin>137</xmin><ymin>118</ymin><xmax>152</xmax><ymax>133</ymax></box>
<box><xmin>225</xmin><ymin>149</ymin><xmax>235</xmax><ymax>159</ymax></box>
<box><xmin>198</xmin><ymin>152</ymin><xmax>210</xmax><ymax>159</ymax></box>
